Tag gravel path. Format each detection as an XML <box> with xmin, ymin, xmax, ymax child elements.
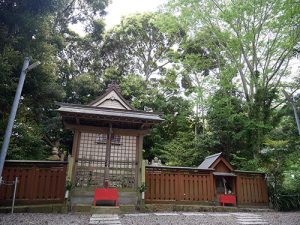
<box><xmin>120</xmin><ymin>212</ymin><xmax>300</xmax><ymax>225</ymax></box>
<box><xmin>0</xmin><ymin>213</ymin><xmax>90</xmax><ymax>225</ymax></box>
<box><xmin>0</xmin><ymin>211</ymin><xmax>299</xmax><ymax>225</ymax></box>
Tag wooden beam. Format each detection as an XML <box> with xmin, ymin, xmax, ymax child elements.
<box><xmin>61</xmin><ymin>112</ymin><xmax>159</xmax><ymax>125</ymax></box>
<box><xmin>64</xmin><ymin>123</ymin><xmax>150</xmax><ymax>135</ymax></box>
<box><xmin>103</xmin><ymin>123</ymin><xmax>112</xmax><ymax>188</ymax></box>
<box><xmin>71</xmin><ymin>130</ymin><xmax>81</xmax><ymax>185</ymax></box>
<box><xmin>136</xmin><ymin>135</ymin><xmax>143</xmax><ymax>188</ymax></box>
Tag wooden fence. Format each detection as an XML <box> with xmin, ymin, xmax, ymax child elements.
<box><xmin>236</xmin><ymin>172</ymin><xmax>268</xmax><ymax>205</ymax></box>
<box><xmin>145</xmin><ymin>166</ymin><xmax>269</xmax><ymax>206</ymax></box>
<box><xmin>0</xmin><ymin>160</ymin><xmax>67</xmax><ymax>205</ymax></box>
<box><xmin>145</xmin><ymin>166</ymin><xmax>214</xmax><ymax>203</ymax></box>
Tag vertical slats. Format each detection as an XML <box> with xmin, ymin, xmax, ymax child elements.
<box><xmin>199</xmin><ymin>175</ymin><xmax>203</xmax><ymax>201</ymax></box>
<box><xmin>165</xmin><ymin>174</ymin><xmax>169</xmax><ymax>200</ymax></box>
<box><xmin>0</xmin><ymin>162</ymin><xmax>67</xmax><ymax>205</ymax></box>
<box><xmin>144</xmin><ymin>168</ymin><xmax>268</xmax><ymax>206</ymax></box>
<box><xmin>161</xmin><ymin>173</ymin><xmax>165</xmax><ymax>200</ymax></box>
<box><xmin>235</xmin><ymin>173</ymin><xmax>268</xmax><ymax>205</ymax></box>
<box><xmin>257</xmin><ymin>176</ymin><xmax>262</xmax><ymax>203</ymax></box>
<box><xmin>236</xmin><ymin>175</ymin><xmax>242</xmax><ymax>204</ymax></box>
<box><xmin>145</xmin><ymin>172</ymin><xmax>150</xmax><ymax>200</ymax></box>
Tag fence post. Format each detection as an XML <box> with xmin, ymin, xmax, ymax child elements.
<box><xmin>11</xmin><ymin>177</ymin><xmax>18</xmax><ymax>213</ymax></box>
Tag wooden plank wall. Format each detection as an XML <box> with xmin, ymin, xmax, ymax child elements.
<box><xmin>145</xmin><ymin>167</ymin><xmax>213</xmax><ymax>203</ymax></box>
<box><xmin>236</xmin><ymin>173</ymin><xmax>268</xmax><ymax>205</ymax></box>
<box><xmin>0</xmin><ymin>161</ymin><xmax>67</xmax><ymax>205</ymax></box>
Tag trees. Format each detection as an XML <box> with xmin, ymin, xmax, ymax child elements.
<box><xmin>166</xmin><ymin>0</ymin><xmax>300</xmax><ymax>157</ymax></box>
<box><xmin>0</xmin><ymin>0</ymin><xmax>109</xmax><ymax>159</ymax></box>
<box><xmin>99</xmin><ymin>13</ymin><xmax>185</xmax><ymax>81</ymax></box>
<box><xmin>0</xmin><ymin>0</ymin><xmax>66</xmax><ymax>159</ymax></box>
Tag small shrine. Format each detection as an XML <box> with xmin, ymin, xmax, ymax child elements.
<box><xmin>198</xmin><ymin>153</ymin><xmax>237</xmax><ymax>205</ymax></box>
<box><xmin>57</xmin><ymin>82</ymin><xmax>163</xmax><ymax>197</ymax></box>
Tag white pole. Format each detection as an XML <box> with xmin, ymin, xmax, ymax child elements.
<box><xmin>0</xmin><ymin>58</ymin><xmax>29</xmax><ymax>183</ymax></box>
<box><xmin>0</xmin><ymin>58</ymin><xmax>40</xmax><ymax>183</ymax></box>
<box><xmin>11</xmin><ymin>177</ymin><xmax>18</xmax><ymax>214</ymax></box>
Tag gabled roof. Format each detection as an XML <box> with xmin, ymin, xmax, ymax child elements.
<box><xmin>198</xmin><ymin>152</ymin><xmax>234</xmax><ymax>172</ymax></box>
<box><xmin>198</xmin><ymin>153</ymin><xmax>222</xmax><ymax>169</ymax></box>
<box><xmin>88</xmin><ymin>81</ymin><xmax>134</xmax><ymax>110</ymax></box>
<box><xmin>57</xmin><ymin>81</ymin><xmax>163</xmax><ymax>126</ymax></box>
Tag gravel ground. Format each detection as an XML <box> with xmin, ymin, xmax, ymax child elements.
<box><xmin>0</xmin><ymin>212</ymin><xmax>299</xmax><ymax>225</ymax></box>
<box><xmin>120</xmin><ymin>212</ymin><xmax>300</xmax><ymax>225</ymax></box>
<box><xmin>0</xmin><ymin>213</ymin><xmax>90</xmax><ymax>225</ymax></box>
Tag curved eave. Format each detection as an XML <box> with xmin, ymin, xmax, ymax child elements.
<box><xmin>57</xmin><ymin>103</ymin><xmax>163</xmax><ymax>123</ymax></box>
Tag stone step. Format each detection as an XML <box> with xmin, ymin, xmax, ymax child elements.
<box><xmin>89</xmin><ymin>214</ymin><xmax>121</xmax><ymax>225</ymax></box>
<box><xmin>92</xmin><ymin>214</ymin><xmax>119</xmax><ymax>218</ymax></box>
<box><xmin>91</xmin><ymin>206</ymin><xmax>121</xmax><ymax>214</ymax></box>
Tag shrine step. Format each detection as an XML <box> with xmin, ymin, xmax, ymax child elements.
<box><xmin>72</xmin><ymin>204</ymin><xmax>136</xmax><ymax>214</ymax></box>
<box><xmin>71</xmin><ymin>190</ymin><xmax>137</xmax><ymax>205</ymax></box>
<box><xmin>91</xmin><ymin>206</ymin><xmax>121</xmax><ymax>214</ymax></box>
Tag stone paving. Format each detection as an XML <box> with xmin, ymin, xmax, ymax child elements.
<box><xmin>89</xmin><ymin>214</ymin><xmax>121</xmax><ymax>225</ymax></box>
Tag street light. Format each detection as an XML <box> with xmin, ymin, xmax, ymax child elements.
<box><xmin>0</xmin><ymin>57</ymin><xmax>40</xmax><ymax>184</ymax></box>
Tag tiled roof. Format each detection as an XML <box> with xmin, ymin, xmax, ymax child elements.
<box><xmin>198</xmin><ymin>152</ymin><xmax>222</xmax><ymax>169</ymax></box>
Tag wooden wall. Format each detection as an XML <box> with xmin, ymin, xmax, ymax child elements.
<box><xmin>145</xmin><ymin>166</ymin><xmax>214</xmax><ymax>203</ymax></box>
<box><xmin>0</xmin><ymin>161</ymin><xmax>67</xmax><ymax>205</ymax></box>
<box><xmin>145</xmin><ymin>166</ymin><xmax>269</xmax><ymax>206</ymax></box>
<box><xmin>236</xmin><ymin>172</ymin><xmax>269</xmax><ymax>205</ymax></box>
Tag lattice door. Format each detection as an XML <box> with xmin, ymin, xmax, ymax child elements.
<box><xmin>75</xmin><ymin>132</ymin><xmax>137</xmax><ymax>189</ymax></box>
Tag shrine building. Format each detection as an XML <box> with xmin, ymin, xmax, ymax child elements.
<box><xmin>57</xmin><ymin>82</ymin><xmax>163</xmax><ymax>205</ymax></box>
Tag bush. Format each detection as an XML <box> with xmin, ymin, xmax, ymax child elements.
<box><xmin>272</xmin><ymin>194</ymin><xmax>300</xmax><ymax>211</ymax></box>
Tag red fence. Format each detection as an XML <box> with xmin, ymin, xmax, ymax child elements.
<box><xmin>145</xmin><ymin>166</ymin><xmax>214</xmax><ymax>203</ymax></box>
<box><xmin>0</xmin><ymin>160</ymin><xmax>67</xmax><ymax>205</ymax></box>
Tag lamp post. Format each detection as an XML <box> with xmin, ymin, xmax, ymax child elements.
<box><xmin>0</xmin><ymin>57</ymin><xmax>40</xmax><ymax>184</ymax></box>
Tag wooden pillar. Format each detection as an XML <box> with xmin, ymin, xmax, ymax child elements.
<box><xmin>103</xmin><ymin>123</ymin><xmax>112</xmax><ymax>188</ymax></box>
<box><xmin>71</xmin><ymin>130</ymin><xmax>81</xmax><ymax>186</ymax></box>
<box><xmin>236</xmin><ymin>174</ymin><xmax>242</xmax><ymax>205</ymax></box>
<box><xmin>136</xmin><ymin>135</ymin><xmax>143</xmax><ymax>188</ymax></box>
<box><xmin>209</xmin><ymin>172</ymin><xmax>214</xmax><ymax>201</ymax></box>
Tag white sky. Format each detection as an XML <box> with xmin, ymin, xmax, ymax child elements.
<box><xmin>70</xmin><ymin>0</ymin><xmax>167</xmax><ymax>35</ymax></box>
<box><xmin>105</xmin><ymin>0</ymin><xmax>167</xmax><ymax>29</ymax></box>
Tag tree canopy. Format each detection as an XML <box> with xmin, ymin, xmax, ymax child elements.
<box><xmin>0</xmin><ymin>0</ymin><xmax>299</xmax><ymax>210</ymax></box>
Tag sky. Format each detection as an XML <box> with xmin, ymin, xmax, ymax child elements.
<box><xmin>105</xmin><ymin>0</ymin><xmax>167</xmax><ymax>29</ymax></box>
<box><xmin>70</xmin><ymin>0</ymin><xmax>167</xmax><ymax>36</ymax></box>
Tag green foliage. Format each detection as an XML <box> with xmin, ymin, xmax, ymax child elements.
<box><xmin>100</xmin><ymin>12</ymin><xmax>185</xmax><ymax>81</ymax></box>
<box><xmin>65</xmin><ymin>179</ymin><xmax>73</xmax><ymax>191</ymax></box>
<box><xmin>137</xmin><ymin>182</ymin><xmax>147</xmax><ymax>193</ymax></box>
<box><xmin>0</xmin><ymin>0</ymin><xmax>108</xmax><ymax>159</ymax></box>
<box><xmin>6</xmin><ymin>122</ymin><xmax>49</xmax><ymax>160</ymax></box>
<box><xmin>272</xmin><ymin>195</ymin><xmax>300</xmax><ymax>211</ymax></box>
<box><xmin>64</xmin><ymin>73</ymin><xmax>103</xmax><ymax>104</ymax></box>
<box><xmin>1</xmin><ymin>1</ymin><xmax>300</xmax><ymax>212</ymax></box>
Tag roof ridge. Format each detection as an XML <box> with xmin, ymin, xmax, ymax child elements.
<box><xmin>205</xmin><ymin>152</ymin><xmax>222</xmax><ymax>159</ymax></box>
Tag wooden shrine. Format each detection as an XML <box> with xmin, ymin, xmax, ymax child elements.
<box><xmin>58</xmin><ymin>82</ymin><xmax>163</xmax><ymax>194</ymax></box>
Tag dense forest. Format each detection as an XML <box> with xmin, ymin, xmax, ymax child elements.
<box><xmin>0</xmin><ymin>0</ymin><xmax>299</xmax><ymax>209</ymax></box>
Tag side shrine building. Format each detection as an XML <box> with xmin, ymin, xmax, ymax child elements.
<box><xmin>57</xmin><ymin>82</ymin><xmax>163</xmax><ymax>203</ymax></box>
